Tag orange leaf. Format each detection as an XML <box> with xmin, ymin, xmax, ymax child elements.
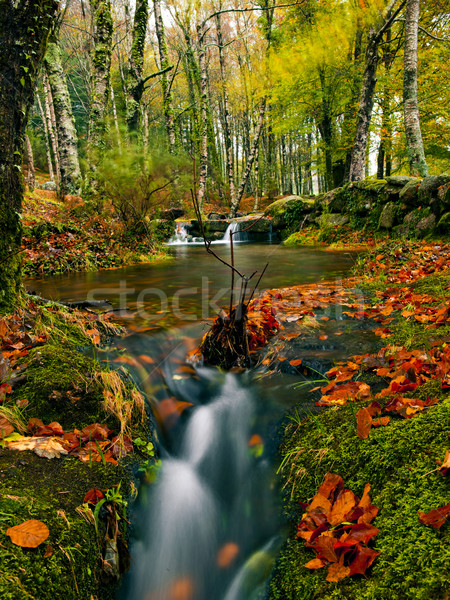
<box><xmin>326</xmin><ymin>562</ymin><xmax>350</xmax><ymax>582</ymax></box>
<box><xmin>356</xmin><ymin>407</ymin><xmax>372</xmax><ymax>439</ymax></box>
<box><xmin>304</xmin><ymin>557</ymin><xmax>326</xmax><ymax>569</ymax></box>
<box><xmin>289</xmin><ymin>359</ymin><xmax>303</xmax><ymax>367</ymax></box>
<box><xmin>328</xmin><ymin>489</ymin><xmax>357</xmax><ymax>526</ymax></box>
<box><xmin>6</xmin><ymin>519</ymin><xmax>49</xmax><ymax>548</ymax></box>
<box><xmin>418</xmin><ymin>504</ymin><xmax>450</xmax><ymax>529</ymax></box>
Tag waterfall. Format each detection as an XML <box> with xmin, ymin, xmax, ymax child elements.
<box><xmin>167</xmin><ymin>224</ymin><xmax>190</xmax><ymax>245</ymax></box>
<box><xmin>120</xmin><ymin>374</ymin><xmax>282</xmax><ymax>600</ymax></box>
<box><xmin>222</xmin><ymin>222</ymin><xmax>239</xmax><ymax>242</ymax></box>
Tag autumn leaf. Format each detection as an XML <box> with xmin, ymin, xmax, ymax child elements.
<box><xmin>7</xmin><ymin>436</ymin><xmax>69</xmax><ymax>459</ymax></box>
<box><xmin>326</xmin><ymin>561</ymin><xmax>351</xmax><ymax>582</ymax></box>
<box><xmin>6</xmin><ymin>519</ymin><xmax>49</xmax><ymax>548</ymax></box>
<box><xmin>356</xmin><ymin>407</ymin><xmax>372</xmax><ymax>439</ymax></box>
<box><xmin>0</xmin><ymin>416</ymin><xmax>14</xmax><ymax>438</ymax></box>
<box><xmin>289</xmin><ymin>359</ymin><xmax>303</xmax><ymax>367</ymax></box>
<box><xmin>84</xmin><ymin>488</ymin><xmax>105</xmax><ymax>504</ymax></box>
<box><xmin>216</xmin><ymin>542</ymin><xmax>240</xmax><ymax>568</ymax></box>
<box><xmin>418</xmin><ymin>504</ymin><xmax>450</xmax><ymax>529</ymax></box>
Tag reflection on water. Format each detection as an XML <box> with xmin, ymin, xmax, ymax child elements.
<box><xmin>24</xmin><ymin>244</ymin><xmax>355</xmax><ymax>332</ymax></box>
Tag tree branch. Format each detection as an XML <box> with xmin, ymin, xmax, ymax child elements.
<box><xmin>142</xmin><ymin>64</ymin><xmax>174</xmax><ymax>85</ymax></box>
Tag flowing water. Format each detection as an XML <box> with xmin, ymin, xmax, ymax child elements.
<box><xmin>25</xmin><ymin>243</ymin><xmax>366</xmax><ymax>600</ymax></box>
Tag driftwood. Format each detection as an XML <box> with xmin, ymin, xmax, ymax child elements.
<box><xmin>191</xmin><ymin>190</ymin><xmax>269</xmax><ymax>369</ymax></box>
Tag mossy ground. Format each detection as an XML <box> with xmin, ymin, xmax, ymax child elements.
<box><xmin>0</xmin><ymin>300</ymin><xmax>152</xmax><ymax>600</ymax></box>
<box><xmin>270</xmin><ymin>253</ymin><xmax>450</xmax><ymax>600</ymax></box>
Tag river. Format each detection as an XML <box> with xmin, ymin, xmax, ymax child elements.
<box><xmin>25</xmin><ymin>242</ymin><xmax>360</xmax><ymax>600</ymax></box>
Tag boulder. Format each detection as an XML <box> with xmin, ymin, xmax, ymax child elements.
<box><xmin>416</xmin><ymin>213</ymin><xmax>436</xmax><ymax>238</ymax></box>
<box><xmin>235</xmin><ymin>217</ymin><xmax>272</xmax><ymax>233</ymax></box>
<box><xmin>315</xmin><ymin>213</ymin><xmax>349</xmax><ymax>228</ymax></box>
<box><xmin>399</xmin><ymin>178</ymin><xmax>421</xmax><ymax>205</ymax></box>
<box><xmin>418</xmin><ymin>175</ymin><xmax>450</xmax><ymax>203</ymax></box>
<box><xmin>159</xmin><ymin>208</ymin><xmax>185</xmax><ymax>220</ymax></box>
<box><xmin>204</xmin><ymin>220</ymin><xmax>230</xmax><ymax>233</ymax></box>
<box><xmin>378</xmin><ymin>202</ymin><xmax>396</xmax><ymax>229</ymax></box>
<box><xmin>437</xmin><ymin>212</ymin><xmax>450</xmax><ymax>233</ymax></box>
<box><xmin>207</xmin><ymin>212</ymin><xmax>227</xmax><ymax>220</ymax></box>
<box><xmin>39</xmin><ymin>181</ymin><xmax>57</xmax><ymax>191</ymax></box>
<box><xmin>264</xmin><ymin>196</ymin><xmax>315</xmax><ymax>229</ymax></box>
<box><xmin>386</xmin><ymin>175</ymin><xmax>417</xmax><ymax>187</ymax></box>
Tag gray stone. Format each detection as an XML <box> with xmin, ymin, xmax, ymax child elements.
<box><xmin>385</xmin><ymin>175</ymin><xmax>417</xmax><ymax>187</ymax></box>
<box><xmin>378</xmin><ymin>202</ymin><xmax>396</xmax><ymax>229</ymax></box>
<box><xmin>315</xmin><ymin>213</ymin><xmax>349</xmax><ymax>228</ymax></box>
<box><xmin>416</xmin><ymin>213</ymin><xmax>436</xmax><ymax>238</ymax></box>
<box><xmin>160</xmin><ymin>208</ymin><xmax>185</xmax><ymax>220</ymax></box>
<box><xmin>234</xmin><ymin>217</ymin><xmax>272</xmax><ymax>233</ymax></box>
<box><xmin>204</xmin><ymin>220</ymin><xmax>230</xmax><ymax>233</ymax></box>
<box><xmin>399</xmin><ymin>178</ymin><xmax>421</xmax><ymax>205</ymax></box>
<box><xmin>418</xmin><ymin>175</ymin><xmax>450</xmax><ymax>203</ymax></box>
<box><xmin>39</xmin><ymin>181</ymin><xmax>57</xmax><ymax>191</ymax></box>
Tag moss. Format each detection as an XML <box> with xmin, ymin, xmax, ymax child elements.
<box><xmin>0</xmin><ymin>449</ymin><xmax>132</xmax><ymax>600</ymax></box>
<box><xmin>270</xmin><ymin>395</ymin><xmax>450</xmax><ymax>600</ymax></box>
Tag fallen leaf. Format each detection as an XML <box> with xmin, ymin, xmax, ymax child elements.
<box><xmin>326</xmin><ymin>562</ymin><xmax>350</xmax><ymax>582</ymax></box>
<box><xmin>7</xmin><ymin>436</ymin><xmax>69</xmax><ymax>459</ymax></box>
<box><xmin>84</xmin><ymin>488</ymin><xmax>105</xmax><ymax>505</ymax></box>
<box><xmin>289</xmin><ymin>359</ymin><xmax>303</xmax><ymax>367</ymax></box>
<box><xmin>418</xmin><ymin>504</ymin><xmax>450</xmax><ymax>529</ymax></box>
<box><xmin>217</xmin><ymin>542</ymin><xmax>240</xmax><ymax>568</ymax></box>
<box><xmin>356</xmin><ymin>407</ymin><xmax>372</xmax><ymax>439</ymax></box>
<box><xmin>6</xmin><ymin>519</ymin><xmax>49</xmax><ymax>548</ymax></box>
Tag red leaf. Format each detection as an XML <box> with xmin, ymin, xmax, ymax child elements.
<box><xmin>418</xmin><ymin>504</ymin><xmax>450</xmax><ymax>529</ymax></box>
<box><xmin>84</xmin><ymin>488</ymin><xmax>105</xmax><ymax>504</ymax></box>
<box><xmin>356</xmin><ymin>407</ymin><xmax>372</xmax><ymax>439</ymax></box>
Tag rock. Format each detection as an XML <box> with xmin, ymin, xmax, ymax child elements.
<box><xmin>264</xmin><ymin>196</ymin><xmax>315</xmax><ymax>229</ymax></box>
<box><xmin>205</xmin><ymin>219</ymin><xmax>230</xmax><ymax>233</ymax></box>
<box><xmin>418</xmin><ymin>175</ymin><xmax>450</xmax><ymax>203</ymax></box>
<box><xmin>323</xmin><ymin>187</ymin><xmax>347</xmax><ymax>213</ymax></box>
<box><xmin>416</xmin><ymin>213</ymin><xmax>436</xmax><ymax>238</ymax></box>
<box><xmin>207</xmin><ymin>212</ymin><xmax>227</xmax><ymax>220</ymax></box>
<box><xmin>235</xmin><ymin>217</ymin><xmax>272</xmax><ymax>233</ymax></box>
<box><xmin>315</xmin><ymin>213</ymin><xmax>349</xmax><ymax>228</ymax></box>
<box><xmin>160</xmin><ymin>208</ymin><xmax>185</xmax><ymax>220</ymax></box>
<box><xmin>386</xmin><ymin>175</ymin><xmax>417</xmax><ymax>187</ymax></box>
<box><xmin>39</xmin><ymin>181</ymin><xmax>57</xmax><ymax>191</ymax></box>
<box><xmin>399</xmin><ymin>178</ymin><xmax>421</xmax><ymax>205</ymax></box>
<box><xmin>437</xmin><ymin>182</ymin><xmax>450</xmax><ymax>202</ymax></box>
<box><xmin>437</xmin><ymin>212</ymin><xmax>450</xmax><ymax>233</ymax></box>
<box><xmin>378</xmin><ymin>202</ymin><xmax>397</xmax><ymax>229</ymax></box>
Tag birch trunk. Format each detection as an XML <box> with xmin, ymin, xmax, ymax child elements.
<box><xmin>403</xmin><ymin>0</ymin><xmax>428</xmax><ymax>176</ymax></box>
<box><xmin>44</xmin><ymin>38</ymin><xmax>82</xmax><ymax>196</ymax></box>
<box><xmin>43</xmin><ymin>73</ymin><xmax>61</xmax><ymax>193</ymax></box>
<box><xmin>36</xmin><ymin>93</ymin><xmax>55</xmax><ymax>182</ymax></box>
<box><xmin>125</xmin><ymin>0</ymin><xmax>148</xmax><ymax>134</ymax></box>
<box><xmin>196</xmin><ymin>21</ymin><xmax>208</xmax><ymax>212</ymax></box>
<box><xmin>25</xmin><ymin>134</ymin><xmax>35</xmax><ymax>192</ymax></box>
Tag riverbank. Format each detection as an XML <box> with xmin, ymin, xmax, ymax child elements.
<box><xmin>268</xmin><ymin>239</ymin><xmax>450</xmax><ymax>599</ymax></box>
<box><xmin>22</xmin><ymin>188</ymin><xmax>170</xmax><ymax>278</ymax></box>
<box><xmin>0</xmin><ymin>298</ymin><xmax>156</xmax><ymax>600</ymax></box>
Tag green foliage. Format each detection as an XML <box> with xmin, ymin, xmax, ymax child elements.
<box><xmin>94</xmin><ymin>135</ymin><xmax>192</xmax><ymax>233</ymax></box>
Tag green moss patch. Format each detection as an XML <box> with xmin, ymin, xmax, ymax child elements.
<box><xmin>270</xmin><ymin>395</ymin><xmax>450</xmax><ymax>600</ymax></box>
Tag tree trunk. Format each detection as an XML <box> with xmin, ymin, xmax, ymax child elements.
<box><xmin>25</xmin><ymin>134</ymin><xmax>35</xmax><ymax>192</ymax></box>
<box><xmin>88</xmin><ymin>0</ymin><xmax>113</xmax><ymax>152</ymax></box>
<box><xmin>125</xmin><ymin>0</ymin><xmax>148</xmax><ymax>135</ymax></box>
<box><xmin>403</xmin><ymin>0</ymin><xmax>428</xmax><ymax>176</ymax></box>
<box><xmin>43</xmin><ymin>72</ymin><xmax>61</xmax><ymax>193</ymax></box>
<box><xmin>216</xmin><ymin>13</ymin><xmax>236</xmax><ymax>209</ymax></box>
<box><xmin>36</xmin><ymin>93</ymin><xmax>55</xmax><ymax>182</ymax></box>
<box><xmin>196</xmin><ymin>21</ymin><xmax>208</xmax><ymax>212</ymax></box>
<box><xmin>153</xmin><ymin>0</ymin><xmax>176</xmax><ymax>151</ymax></box>
<box><xmin>0</xmin><ymin>0</ymin><xmax>59</xmax><ymax>314</ymax></box>
<box><xmin>44</xmin><ymin>38</ymin><xmax>82</xmax><ymax>196</ymax></box>
<box><xmin>229</xmin><ymin>100</ymin><xmax>266</xmax><ymax>217</ymax></box>
<box><xmin>348</xmin><ymin>29</ymin><xmax>379</xmax><ymax>181</ymax></box>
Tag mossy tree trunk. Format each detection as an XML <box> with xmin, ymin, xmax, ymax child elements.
<box><xmin>403</xmin><ymin>0</ymin><xmax>428</xmax><ymax>177</ymax></box>
<box><xmin>87</xmin><ymin>0</ymin><xmax>113</xmax><ymax>155</ymax></box>
<box><xmin>0</xmin><ymin>0</ymin><xmax>59</xmax><ymax>315</ymax></box>
<box><xmin>44</xmin><ymin>36</ymin><xmax>82</xmax><ymax>196</ymax></box>
<box><xmin>125</xmin><ymin>0</ymin><xmax>148</xmax><ymax>135</ymax></box>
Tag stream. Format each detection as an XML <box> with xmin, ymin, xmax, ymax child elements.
<box><xmin>25</xmin><ymin>243</ymin><xmax>368</xmax><ymax>600</ymax></box>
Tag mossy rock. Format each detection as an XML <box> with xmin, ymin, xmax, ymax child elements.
<box><xmin>270</xmin><ymin>395</ymin><xmax>450</xmax><ymax>600</ymax></box>
<box><xmin>416</xmin><ymin>213</ymin><xmax>436</xmax><ymax>238</ymax></box>
<box><xmin>399</xmin><ymin>178</ymin><xmax>422</xmax><ymax>206</ymax></box>
<box><xmin>378</xmin><ymin>202</ymin><xmax>396</xmax><ymax>229</ymax></box>
<box><xmin>14</xmin><ymin>343</ymin><xmax>112</xmax><ymax>431</ymax></box>
<box><xmin>437</xmin><ymin>212</ymin><xmax>450</xmax><ymax>234</ymax></box>
<box><xmin>385</xmin><ymin>175</ymin><xmax>417</xmax><ymax>187</ymax></box>
<box><xmin>264</xmin><ymin>197</ymin><xmax>315</xmax><ymax>229</ymax></box>
<box><xmin>418</xmin><ymin>175</ymin><xmax>450</xmax><ymax>204</ymax></box>
<box><xmin>150</xmin><ymin>219</ymin><xmax>176</xmax><ymax>242</ymax></box>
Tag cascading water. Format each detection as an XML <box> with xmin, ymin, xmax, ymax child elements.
<box><xmin>120</xmin><ymin>371</ymin><xmax>283</xmax><ymax>600</ymax></box>
<box><xmin>222</xmin><ymin>222</ymin><xmax>239</xmax><ymax>243</ymax></box>
<box><xmin>167</xmin><ymin>224</ymin><xmax>190</xmax><ymax>245</ymax></box>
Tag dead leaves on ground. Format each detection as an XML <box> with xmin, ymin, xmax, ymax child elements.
<box><xmin>298</xmin><ymin>473</ymin><xmax>379</xmax><ymax>582</ymax></box>
<box><xmin>5</xmin><ymin>418</ymin><xmax>132</xmax><ymax>464</ymax></box>
<box><xmin>6</xmin><ymin>519</ymin><xmax>49</xmax><ymax>548</ymax></box>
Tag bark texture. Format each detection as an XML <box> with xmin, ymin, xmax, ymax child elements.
<box><xmin>0</xmin><ymin>0</ymin><xmax>59</xmax><ymax>313</ymax></box>
<box><xmin>88</xmin><ymin>0</ymin><xmax>113</xmax><ymax>151</ymax></box>
<box><xmin>44</xmin><ymin>38</ymin><xmax>82</xmax><ymax>196</ymax></box>
<box><xmin>403</xmin><ymin>0</ymin><xmax>428</xmax><ymax>176</ymax></box>
<box><xmin>125</xmin><ymin>0</ymin><xmax>148</xmax><ymax>134</ymax></box>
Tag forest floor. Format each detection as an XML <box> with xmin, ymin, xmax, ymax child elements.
<box><xmin>21</xmin><ymin>186</ymin><xmax>168</xmax><ymax>278</ymax></box>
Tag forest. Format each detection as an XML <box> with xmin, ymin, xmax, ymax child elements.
<box><xmin>0</xmin><ymin>1</ymin><xmax>449</xmax><ymax>600</ymax></box>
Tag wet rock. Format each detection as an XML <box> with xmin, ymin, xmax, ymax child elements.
<box><xmin>437</xmin><ymin>212</ymin><xmax>450</xmax><ymax>233</ymax></box>
<box><xmin>160</xmin><ymin>208</ymin><xmax>185</xmax><ymax>220</ymax></box>
<box><xmin>386</xmin><ymin>175</ymin><xmax>417</xmax><ymax>187</ymax></box>
<box><xmin>207</xmin><ymin>212</ymin><xmax>227</xmax><ymax>220</ymax></box>
<box><xmin>264</xmin><ymin>196</ymin><xmax>315</xmax><ymax>229</ymax></box>
<box><xmin>315</xmin><ymin>213</ymin><xmax>349</xmax><ymax>227</ymax></box>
